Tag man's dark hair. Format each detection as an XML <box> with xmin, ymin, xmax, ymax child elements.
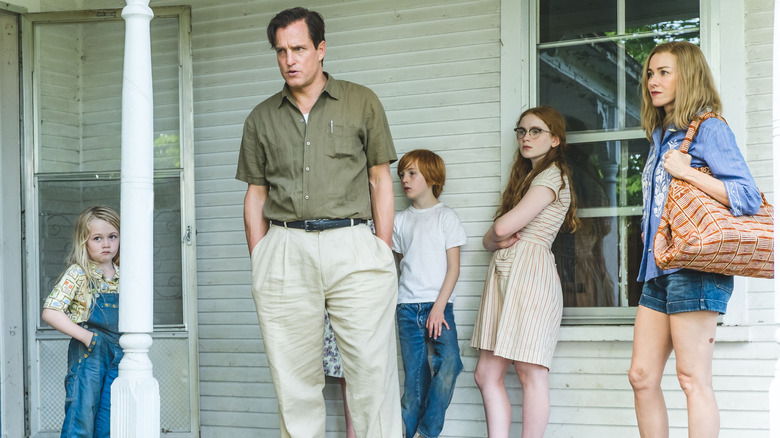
<box><xmin>267</xmin><ymin>7</ymin><xmax>325</xmax><ymax>49</ymax></box>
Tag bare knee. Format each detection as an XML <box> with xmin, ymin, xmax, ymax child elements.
<box><xmin>515</xmin><ymin>362</ymin><xmax>547</xmax><ymax>387</ymax></box>
<box><xmin>474</xmin><ymin>363</ymin><xmax>504</xmax><ymax>391</ymax></box>
<box><xmin>628</xmin><ymin>363</ymin><xmax>660</xmax><ymax>393</ymax></box>
<box><xmin>676</xmin><ymin>368</ymin><xmax>711</xmax><ymax>397</ymax></box>
<box><xmin>473</xmin><ymin>364</ymin><xmax>492</xmax><ymax>390</ymax></box>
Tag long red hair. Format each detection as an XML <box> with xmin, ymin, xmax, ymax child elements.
<box><xmin>496</xmin><ymin>106</ymin><xmax>579</xmax><ymax>233</ymax></box>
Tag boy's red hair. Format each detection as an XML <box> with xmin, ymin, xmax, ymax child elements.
<box><xmin>397</xmin><ymin>149</ymin><xmax>446</xmax><ymax>198</ymax></box>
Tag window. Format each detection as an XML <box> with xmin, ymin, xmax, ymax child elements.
<box><xmin>24</xmin><ymin>8</ymin><xmax>197</xmax><ymax>435</ymax></box>
<box><xmin>532</xmin><ymin>0</ymin><xmax>701</xmax><ymax>315</ymax></box>
<box><xmin>32</xmin><ymin>14</ymin><xmax>185</xmax><ymax>326</ymax></box>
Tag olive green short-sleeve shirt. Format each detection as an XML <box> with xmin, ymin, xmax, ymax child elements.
<box><xmin>236</xmin><ymin>74</ymin><xmax>397</xmax><ymax>221</ymax></box>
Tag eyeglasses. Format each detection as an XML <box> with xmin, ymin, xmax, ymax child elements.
<box><xmin>514</xmin><ymin>127</ymin><xmax>551</xmax><ymax>139</ymax></box>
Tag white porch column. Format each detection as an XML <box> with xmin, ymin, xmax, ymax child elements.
<box><xmin>771</xmin><ymin>0</ymin><xmax>780</xmax><ymax>435</ymax></box>
<box><xmin>111</xmin><ymin>1</ymin><xmax>160</xmax><ymax>437</ymax></box>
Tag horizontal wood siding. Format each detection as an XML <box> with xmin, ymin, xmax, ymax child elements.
<box><xmin>62</xmin><ymin>0</ymin><xmax>775</xmax><ymax>436</ymax></box>
<box><xmin>185</xmin><ymin>0</ymin><xmax>501</xmax><ymax>435</ymax></box>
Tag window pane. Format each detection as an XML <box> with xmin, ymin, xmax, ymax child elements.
<box><xmin>566</xmin><ymin>139</ymin><xmax>648</xmax><ymax>208</ymax></box>
<box><xmin>153</xmin><ymin>177</ymin><xmax>183</xmax><ymax>325</ymax></box>
<box><xmin>551</xmin><ymin>138</ymin><xmax>647</xmax><ymax>307</ymax></box>
<box><xmin>539</xmin><ymin>31</ymin><xmax>698</xmax><ymax>133</ymax></box>
<box><xmin>539</xmin><ymin>42</ymin><xmax>643</xmax><ymax>132</ymax></box>
<box><xmin>152</xmin><ymin>17</ymin><xmax>182</xmax><ymax>169</ymax></box>
<box><xmin>36</xmin><ymin>18</ymin><xmax>180</xmax><ymax>174</ymax></box>
<box><xmin>38</xmin><ymin>178</ymin><xmax>183</xmax><ymax>326</ymax></box>
<box><xmin>540</xmin><ymin>0</ymin><xmax>616</xmax><ymax>43</ymax></box>
<box><xmin>553</xmin><ymin>217</ymin><xmax>618</xmax><ymax>307</ymax></box>
<box><xmin>624</xmin><ymin>215</ymin><xmax>643</xmax><ymax>307</ymax></box>
<box><xmin>626</xmin><ymin>0</ymin><xmax>698</xmax><ymax>34</ymax></box>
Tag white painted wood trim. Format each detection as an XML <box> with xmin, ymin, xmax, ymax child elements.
<box><xmin>172</xmin><ymin>5</ymin><xmax>202</xmax><ymax>435</ymax></box>
<box><xmin>499</xmin><ymin>0</ymin><xmax>528</xmax><ymax>185</ymax></box>
<box><xmin>769</xmin><ymin>0</ymin><xmax>780</xmax><ymax>434</ymax></box>
<box><xmin>0</xmin><ymin>10</ymin><xmax>25</xmax><ymax>438</ymax></box>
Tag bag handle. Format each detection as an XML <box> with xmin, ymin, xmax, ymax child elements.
<box><xmin>679</xmin><ymin>112</ymin><xmax>726</xmax><ymax>154</ymax></box>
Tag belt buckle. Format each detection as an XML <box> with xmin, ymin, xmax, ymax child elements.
<box><xmin>303</xmin><ymin>219</ymin><xmax>322</xmax><ymax>232</ymax></box>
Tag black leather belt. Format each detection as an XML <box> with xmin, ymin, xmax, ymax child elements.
<box><xmin>269</xmin><ymin>218</ymin><xmax>366</xmax><ymax>232</ymax></box>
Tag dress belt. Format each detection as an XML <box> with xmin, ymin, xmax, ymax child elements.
<box><xmin>268</xmin><ymin>218</ymin><xmax>366</xmax><ymax>232</ymax></box>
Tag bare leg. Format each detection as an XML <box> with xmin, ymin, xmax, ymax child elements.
<box><xmin>339</xmin><ymin>377</ymin><xmax>356</xmax><ymax>438</ymax></box>
<box><xmin>669</xmin><ymin>311</ymin><xmax>719</xmax><ymax>438</ymax></box>
<box><xmin>474</xmin><ymin>350</ymin><xmax>513</xmax><ymax>438</ymax></box>
<box><xmin>514</xmin><ymin>362</ymin><xmax>549</xmax><ymax>438</ymax></box>
<box><xmin>629</xmin><ymin>306</ymin><xmax>673</xmax><ymax>438</ymax></box>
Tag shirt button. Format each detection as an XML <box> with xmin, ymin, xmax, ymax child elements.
<box><xmin>305</xmin><ymin>195</ymin><xmax>310</xmax><ymax>200</ymax></box>
<box><xmin>306</xmin><ymin>141</ymin><xmax>311</xmax><ymax>146</ymax></box>
<box><xmin>300</xmin><ymin>118</ymin><xmax>304</xmax><ymax>123</ymax></box>
<box><xmin>305</xmin><ymin>167</ymin><xmax>310</xmax><ymax>172</ymax></box>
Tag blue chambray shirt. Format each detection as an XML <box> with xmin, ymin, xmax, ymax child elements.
<box><xmin>638</xmin><ymin>117</ymin><xmax>762</xmax><ymax>282</ymax></box>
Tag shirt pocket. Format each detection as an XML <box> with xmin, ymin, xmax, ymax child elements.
<box><xmin>324</xmin><ymin>122</ymin><xmax>364</xmax><ymax>159</ymax></box>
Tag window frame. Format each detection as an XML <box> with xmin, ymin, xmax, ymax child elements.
<box><xmin>21</xmin><ymin>6</ymin><xmax>199</xmax><ymax>435</ymax></box>
<box><xmin>499</xmin><ymin>0</ymin><xmax>748</xmax><ymax>325</ymax></box>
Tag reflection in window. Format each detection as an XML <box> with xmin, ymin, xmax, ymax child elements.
<box><xmin>34</xmin><ymin>17</ymin><xmax>184</xmax><ymax>325</ymax></box>
<box><xmin>537</xmin><ymin>0</ymin><xmax>699</xmax><ymax>308</ymax></box>
<box><xmin>38</xmin><ymin>178</ymin><xmax>183</xmax><ymax>325</ymax></box>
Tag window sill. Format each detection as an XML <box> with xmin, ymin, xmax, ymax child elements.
<box><xmin>558</xmin><ymin>324</ymin><xmax>750</xmax><ymax>343</ymax></box>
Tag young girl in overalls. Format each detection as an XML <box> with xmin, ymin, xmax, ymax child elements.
<box><xmin>42</xmin><ymin>205</ymin><xmax>122</xmax><ymax>438</ymax></box>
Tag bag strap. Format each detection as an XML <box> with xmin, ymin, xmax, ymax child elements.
<box><xmin>679</xmin><ymin>112</ymin><xmax>727</xmax><ymax>154</ymax></box>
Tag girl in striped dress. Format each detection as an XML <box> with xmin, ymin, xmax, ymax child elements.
<box><xmin>471</xmin><ymin>106</ymin><xmax>578</xmax><ymax>438</ymax></box>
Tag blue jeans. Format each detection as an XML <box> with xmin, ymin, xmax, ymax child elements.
<box><xmin>61</xmin><ymin>293</ymin><xmax>123</xmax><ymax>438</ymax></box>
<box><xmin>397</xmin><ymin>302</ymin><xmax>463</xmax><ymax>438</ymax></box>
<box><xmin>640</xmin><ymin>269</ymin><xmax>733</xmax><ymax>314</ymax></box>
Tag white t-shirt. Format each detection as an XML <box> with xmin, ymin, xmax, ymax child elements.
<box><xmin>392</xmin><ymin>202</ymin><xmax>467</xmax><ymax>304</ymax></box>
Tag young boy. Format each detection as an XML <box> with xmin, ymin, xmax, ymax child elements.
<box><xmin>393</xmin><ymin>149</ymin><xmax>467</xmax><ymax>438</ymax></box>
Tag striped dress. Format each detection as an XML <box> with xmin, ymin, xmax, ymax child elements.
<box><xmin>470</xmin><ymin>165</ymin><xmax>570</xmax><ymax>368</ymax></box>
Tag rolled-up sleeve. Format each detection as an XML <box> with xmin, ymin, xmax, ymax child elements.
<box><xmin>236</xmin><ymin>109</ymin><xmax>268</xmax><ymax>186</ymax></box>
<box><xmin>691</xmin><ymin>118</ymin><xmax>762</xmax><ymax>216</ymax></box>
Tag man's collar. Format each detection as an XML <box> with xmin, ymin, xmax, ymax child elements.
<box><xmin>277</xmin><ymin>72</ymin><xmax>339</xmax><ymax>108</ymax></box>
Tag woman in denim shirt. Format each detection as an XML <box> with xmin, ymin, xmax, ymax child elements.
<box><xmin>628</xmin><ymin>41</ymin><xmax>761</xmax><ymax>437</ymax></box>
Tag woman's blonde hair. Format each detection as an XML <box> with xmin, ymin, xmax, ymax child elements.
<box><xmin>497</xmin><ymin>106</ymin><xmax>579</xmax><ymax>233</ymax></box>
<box><xmin>640</xmin><ymin>41</ymin><xmax>721</xmax><ymax>139</ymax></box>
<box><xmin>67</xmin><ymin>205</ymin><xmax>121</xmax><ymax>289</ymax></box>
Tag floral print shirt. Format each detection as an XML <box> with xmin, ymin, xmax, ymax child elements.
<box><xmin>43</xmin><ymin>262</ymin><xmax>119</xmax><ymax>323</ymax></box>
<box><xmin>638</xmin><ymin>117</ymin><xmax>762</xmax><ymax>282</ymax></box>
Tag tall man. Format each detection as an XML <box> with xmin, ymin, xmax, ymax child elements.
<box><xmin>235</xmin><ymin>7</ymin><xmax>401</xmax><ymax>437</ymax></box>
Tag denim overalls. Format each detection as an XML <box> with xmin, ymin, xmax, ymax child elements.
<box><xmin>61</xmin><ymin>290</ymin><xmax>123</xmax><ymax>438</ymax></box>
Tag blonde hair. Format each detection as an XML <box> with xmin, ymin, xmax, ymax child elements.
<box><xmin>497</xmin><ymin>106</ymin><xmax>579</xmax><ymax>233</ymax></box>
<box><xmin>66</xmin><ymin>205</ymin><xmax>121</xmax><ymax>291</ymax></box>
<box><xmin>640</xmin><ymin>41</ymin><xmax>721</xmax><ymax>139</ymax></box>
<box><xmin>397</xmin><ymin>149</ymin><xmax>446</xmax><ymax>198</ymax></box>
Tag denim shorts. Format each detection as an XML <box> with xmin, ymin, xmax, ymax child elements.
<box><xmin>639</xmin><ymin>269</ymin><xmax>734</xmax><ymax>315</ymax></box>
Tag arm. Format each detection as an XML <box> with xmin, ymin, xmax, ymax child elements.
<box><xmin>482</xmin><ymin>185</ymin><xmax>556</xmax><ymax>252</ymax></box>
<box><xmin>368</xmin><ymin>162</ymin><xmax>394</xmax><ymax>247</ymax></box>
<box><xmin>41</xmin><ymin>308</ymin><xmax>93</xmax><ymax>347</ymax></box>
<box><xmin>243</xmin><ymin>184</ymin><xmax>269</xmax><ymax>254</ymax></box>
<box><xmin>426</xmin><ymin>246</ymin><xmax>461</xmax><ymax>339</ymax></box>
<box><xmin>668</xmin><ymin>119</ymin><xmax>763</xmax><ymax>215</ymax></box>
<box><xmin>663</xmin><ymin>150</ymin><xmax>730</xmax><ymax>206</ymax></box>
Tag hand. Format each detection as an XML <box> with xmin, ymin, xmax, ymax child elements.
<box><xmin>80</xmin><ymin>330</ymin><xmax>95</xmax><ymax>348</ymax></box>
<box><xmin>484</xmin><ymin>231</ymin><xmax>521</xmax><ymax>252</ymax></box>
<box><xmin>426</xmin><ymin>305</ymin><xmax>450</xmax><ymax>340</ymax></box>
<box><xmin>497</xmin><ymin>231</ymin><xmax>522</xmax><ymax>250</ymax></box>
<box><xmin>663</xmin><ymin>149</ymin><xmax>693</xmax><ymax>180</ymax></box>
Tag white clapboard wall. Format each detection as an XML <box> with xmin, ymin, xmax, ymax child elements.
<box><xmin>57</xmin><ymin>0</ymin><xmax>778</xmax><ymax>436</ymax></box>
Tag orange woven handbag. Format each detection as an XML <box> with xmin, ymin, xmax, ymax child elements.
<box><xmin>653</xmin><ymin>113</ymin><xmax>774</xmax><ymax>278</ymax></box>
